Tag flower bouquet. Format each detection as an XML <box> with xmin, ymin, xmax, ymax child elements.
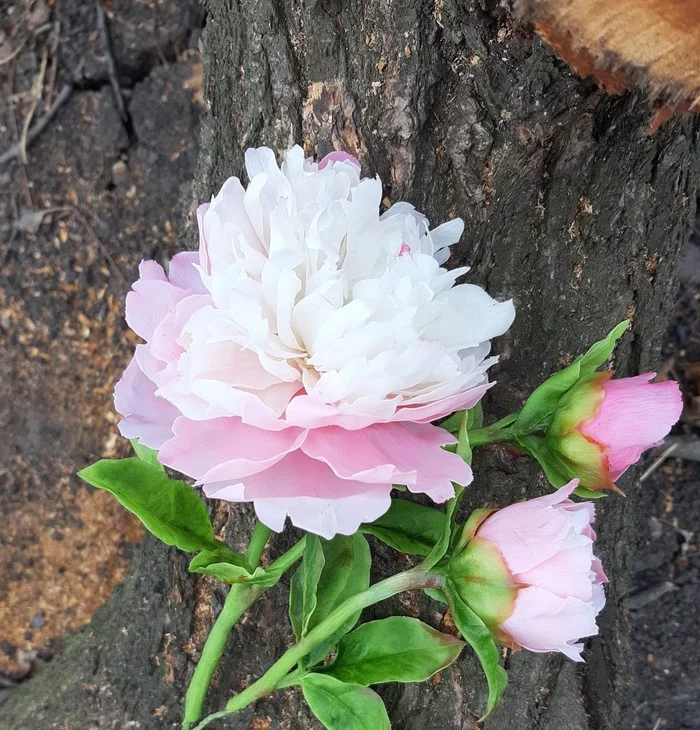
<box><xmin>80</xmin><ymin>147</ymin><xmax>682</xmax><ymax>729</ymax></box>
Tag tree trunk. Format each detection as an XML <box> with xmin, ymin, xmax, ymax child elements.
<box><xmin>5</xmin><ymin>1</ymin><xmax>699</xmax><ymax>728</ymax></box>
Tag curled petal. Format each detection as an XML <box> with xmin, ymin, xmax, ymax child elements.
<box><xmin>301</xmin><ymin>421</ymin><xmax>470</xmax><ymax>501</ymax></box>
<box><xmin>158</xmin><ymin>416</ymin><xmax>307</xmax><ymax>483</ymax></box>
<box><xmin>318</xmin><ymin>151</ymin><xmax>361</xmax><ymax>170</ymax></box>
<box><xmin>501</xmin><ymin>586</ymin><xmax>601</xmax><ymax>662</ymax></box>
<box><xmin>168</xmin><ymin>251</ymin><xmax>207</xmax><ymax>294</ymax></box>
<box><xmin>204</xmin><ymin>450</ymin><xmax>392</xmax><ymax>539</ymax></box>
<box><xmin>125</xmin><ymin>261</ymin><xmax>189</xmax><ymax>342</ymax></box>
<box><xmin>114</xmin><ymin>358</ymin><xmax>179</xmax><ymax>450</ymax></box>
<box><xmin>477</xmin><ymin>481</ymin><xmax>581</xmax><ymax>575</ymax></box>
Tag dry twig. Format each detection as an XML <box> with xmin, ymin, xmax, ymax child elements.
<box><xmin>0</xmin><ymin>84</ymin><xmax>73</xmax><ymax>165</ymax></box>
<box><xmin>94</xmin><ymin>0</ymin><xmax>128</xmax><ymax>124</ymax></box>
<box><xmin>20</xmin><ymin>44</ymin><xmax>49</xmax><ymax>164</ymax></box>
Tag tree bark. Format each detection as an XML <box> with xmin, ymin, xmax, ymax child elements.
<box><xmin>5</xmin><ymin>1</ymin><xmax>699</xmax><ymax>728</ymax></box>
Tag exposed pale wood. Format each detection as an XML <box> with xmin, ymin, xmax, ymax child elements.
<box><xmin>517</xmin><ymin>0</ymin><xmax>700</xmax><ymax>112</ymax></box>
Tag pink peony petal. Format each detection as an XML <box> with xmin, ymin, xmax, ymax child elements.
<box><xmin>391</xmin><ymin>382</ymin><xmax>494</xmax><ymax>424</ymax></box>
<box><xmin>477</xmin><ymin>482</ymin><xmax>581</xmax><ymax>574</ymax></box>
<box><xmin>168</xmin><ymin>252</ymin><xmax>208</xmax><ymax>294</ymax></box>
<box><xmin>581</xmin><ymin>374</ymin><xmax>682</xmax><ymax>478</ymax></box>
<box><xmin>149</xmin><ymin>294</ymin><xmax>212</xmax><ymax>367</ymax></box>
<box><xmin>196</xmin><ymin>203</ymin><xmax>211</xmax><ymax>274</ymax></box>
<box><xmin>300</xmin><ymin>421</ymin><xmax>469</xmax><ymax>501</ymax></box>
<box><xmin>158</xmin><ymin>416</ymin><xmax>307</xmax><ymax>483</ymax></box>
<box><xmin>253</xmin><ymin>491</ymin><xmax>391</xmax><ymax>539</ymax></box>
<box><xmin>138</xmin><ymin>260</ymin><xmax>167</xmax><ymax>281</ymax></box>
<box><xmin>515</xmin><ymin>535</ymin><xmax>598</xmax><ymax>603</ymax></box>
<box><xmin>501</xmin><ymin>586</ymin><xmax>601</xmax><ymax>662</ymax></box>
<box><xmin>125</xmin><ymin>261</ymin><xmax>189</xmax><ymax>342</ymax></box>
<box><xmin>318</xmin><ymin>151</ymin><xmax>361</xmax><ymax>170</ymax></box>
<box><xmin>284</xmin><ymin>382</ymin><xmax>493</xmax><ymax>430</ymax></box>
<box><xmin>114</xmin><ymin>357</ymin><xmax>179</xmax><ymax>450</ymax></box>
<box><xmin>204</xmin><ymin>450</ymin><xmax>392</xmax><ymax>538</ymax></box>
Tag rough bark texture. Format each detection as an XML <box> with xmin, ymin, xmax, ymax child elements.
<box><xmin>4</xmin><ymin>1</ymin><xmax>699</xmax><ymax>729</ymax></box>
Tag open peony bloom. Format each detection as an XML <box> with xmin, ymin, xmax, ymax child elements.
<box><xmin>114</xmin><ymin>146</ymin><xmax>514</xmax><ymax>538</ymax></box>
<box><xmin>549</xmin><ymin>373</ymin><xmax>682</xmax><ymax>492</ymax></box>
<box><xmin>450</xmin><ymin>481</ymin><xmax>606</xmax><ymax>661</ymax></box>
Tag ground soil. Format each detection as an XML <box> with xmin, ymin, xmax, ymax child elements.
<box><xmin>0</xmin><ymin>0</ymin><xmax>202</xmax><ymax>685</ymax></box>
<box><xmin>0</xmin><ymin>2</ymin><xmax>697</xmax><ymax>728</ymax></box>
<box><xmin>630</xmin><ymin>231</ymin><xmax>700</xmax><ymax>730</ymax></box>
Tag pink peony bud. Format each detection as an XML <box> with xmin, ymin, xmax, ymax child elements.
<box><xmin>550</xmin><ymin>372</ymin><xmax>682</xmax><ymax>491</ymax></box>
<box><xmin>450</xmin><ymin>481</ymin><xmax>606</xmax><ymax>661</ymax></box>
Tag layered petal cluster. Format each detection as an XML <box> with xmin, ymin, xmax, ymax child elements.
<box><xmin>477</xmin><ymin>481</ymin><xmax>606</xmax><ymax>661</ymax></box>
<box><xmin>450</xmin><ymin>482</ymin><xmax>606</xmax><ymax>661</ymax></box>
<box><xmin>115</xmin><ymin>146</ymin><xmax>515</xmax><ymax>537</ymax></box>
<box><xmin>550</xmin><ymin>372</ymin><xmax>683</xmax><ymax>491</ymax></box>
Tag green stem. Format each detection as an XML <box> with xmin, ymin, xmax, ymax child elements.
<box><xmin>182</xmin><ymin>521</ymin><xmax>271</xmax><ymax>729</ymax></box>
<box><xmin>183</xmin><ymin>584</ymin><xmax>264</xmax><ymax>729</ymax></box>
<box><xmin>274</xmin><ymin>666</ymin><xmax>307</xmax><ymax>690</ymax></box>
<box><xmin>467</xmin><ymin>424</ymin><xmax>518</xmax><ymax>447</ymax></box>
<box><xmin>191</xmin><ymin>568</ymin><xmax>441</xmax><ymax>729</ymax></box>
<box><xmin>246</xmin><ymin>521</ymin><xmax>272</xmax><ymax>565</ymax></box>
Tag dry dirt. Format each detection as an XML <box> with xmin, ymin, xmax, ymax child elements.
<box><xmin>0</xmin><ymin>0</ymin><xmax>202</xmax><ymax>683</ymax></box>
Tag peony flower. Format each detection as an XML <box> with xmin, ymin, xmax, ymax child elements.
<box><xmin>449</xmin><ymin>481</ymin><xmax>606</xmax><ymax>661</ymax></box>
<box><xmin>548</xmin><ymin>372</ymin><xmax>682</xmax><ymax>491</ymax></box>
<box><xmin>115</xmin><ymin>146</ymin><xmax>514</xmax><ymax>538</ymax></box>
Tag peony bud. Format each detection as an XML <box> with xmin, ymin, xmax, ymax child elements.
<box><xmin>549</xmin><ymin>372</ymin><xmax>682</xmax><ymax>491</ymax></box>
<box><xmin>449</xmin><ymin>481</ymin><xmax>606</xmax><ymax>661</ymax></box>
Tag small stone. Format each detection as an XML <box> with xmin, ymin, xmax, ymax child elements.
<box><xmin>111</xmin><ymin>161</ymin><xmax>129</xmax><ymax>185</ymax></box>
<box><xmin>31</xmin><ymin>612</ymin><xmax>45</xmax><ymax>629</ymax></box>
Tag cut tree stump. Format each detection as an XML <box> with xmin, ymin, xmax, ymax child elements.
<box><xmin>5</xmin><ymin>1</ymin><xmax>699</xmax><ymax>728</ymax></box>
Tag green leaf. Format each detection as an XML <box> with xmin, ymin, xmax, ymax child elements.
<box><xmin>444</xmin><ymin>579</ymin><xmax>507</xmax><ymax>719</ymax></box>
<box><xmin>422</xmin><ymin>486</ymin><xmax>464</xmax><ymax>571</ymax></box>
<box><xmin>516</xmin><ymin>434</ymin><xmax>572</xmax><ymax>488</ymax></box>
<box><xmin>321</xmin><ymin>617</ymin><xmax>464</xmax><ymax>685</ymax></box>
<box><xmin>456</xmin><ymin>410</ymin><xmax>472</xmax><ymax>465</ymax></box>
<box><xmin>362</xmin><ymin>498</ymin><xmax>448</xmax><ymax>556</ymax></box>
<box><xmin>188</xmin><ymin>544</ymin><xmax>253</xmax><ymax>583</ymax></box>
<box><xmin>424</xmin><ymin>587</ymin><xmax>448</xmax><ymax>604</ymax></box>
<box><xmin>78</xmin><ymin>458</ymin><xmax>216</xmax><ymax>552</ymax></box>
<box><xmin>297</xmin><ymin>534</ymin><xmax>372</xmax><ymax>667</ymax></box>
<box><xmin>514</xmin><ymin>320</ymin><xmax>629</xmax><ymax>434</ymax></box>
<box><xmin>439</xmin><ymin>411</ymin><xmax>464</xmax><ymax>433</ymax></box>
<box><xmin>289</xmin><ymin>535</ymin><xmax>325</xmax><ymax>640</ymax></box>
<box><xmin>301</xmin><ymin>675</ymin><xmax>390</xmax><ymax>730</ymax></box>
<box><xmin>193</xmin><ymin>537</ymin><xmax>307</xmax><ymax>588</ymax></box>
<box><xmin>467</xmin><ymin>401</ymin><xmax>484</xmax><ymax>430</ymax></box>
<box><xmin>514</xmin><ymin>364</ymin><xmax>583</xmax><ymax>434</ymax></box>
<box><xmin>578</xmin><ymin>319</ymin><xmax>629</xmax><ymax>373</ymax></box>
<box><xmin>440</xmin><ymin>402</ymin><xmax>485</xmax><ymax>434</ymax></box>
<box><xmin>130</xmin><ymin>438</ymin><xmax>165</xmax><ymax>472</ymax></box>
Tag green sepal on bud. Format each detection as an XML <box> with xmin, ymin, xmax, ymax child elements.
<box><xmin>542</xmin><ymin>372</ymin><xmax>616</xmax><ymax>493</ymax></box>
<box><xmin>442</xmin><ymin>510</ymin><xmax>512</xmax><ymax>718</ymax></box>
<box><xmin>549</xmin><ymin>373</ymin><xmax>608</xmax><ymax>435</ymax></box>
<box><xmin>448</xmin><ymin>535</ymin><xmax>517</xmax><ymax>631</ymax></box>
